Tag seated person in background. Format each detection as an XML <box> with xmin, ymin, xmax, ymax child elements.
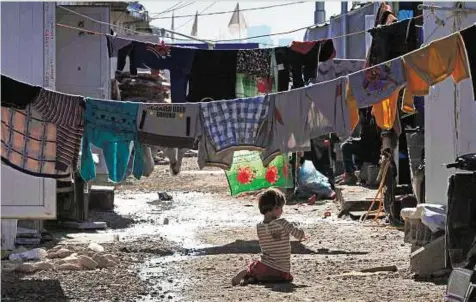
<box><xmin>232</xmin><ymin>188</ymin><xmax>307</xmax><ymax>286</ymax></box>
<box><xmin>337</xmin><ymin>108</ymin><xmax>381</xmax><ymax>185</ymax></box>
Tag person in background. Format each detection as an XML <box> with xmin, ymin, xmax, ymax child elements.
<box><xmin>232</xmin><ymin>188</ymin><xmax>308</xmax><ymax>286</ymax></box>
<box><xmin>337</xmin><ymin>108</ymin><xmax>382</xmax><ymax>185</ymax></box>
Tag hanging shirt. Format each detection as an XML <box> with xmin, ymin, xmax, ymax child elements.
<box><xmin>459</xmin><ymin>24</ymin><xmax>476</xmax><ymax>101</ymax></box>
<box><xmin>187</xmin><ymin>49</ymin><xmax>238</xmax><ymax>103</ymax></box>
<box><xmin>1</xmin><ymin>75</ymin><xmax>41</xmax><ymax>109</ymax></box>
<box><xmin>306</xmin><ymin>77</ymin><xmax>352</xmax><ymax>139</ymax></box>
<box><xmin>316</xmin><ymin>59</ymin><xmax>366</xmax><ymax>83</ymax></box>
<box><xmin>262</xmin><ymin>90</ymin><xmax>312</xmax><ymax>166</ymax></box>
<box><xmin>136</xmin><ymin>102</ymin><xmax>199</xmax><ymax>149</ymax></box>
<box><xmin>199</xmin><ymin>95</ymin><xmax>271</xmax><ymax>154</ymax></box>
<box><xmin>273</xmin><ymin>47</ymin><xmax>291</xmax><ymax>92</ymax></box>
<box><xmin>402</xmin><ymin>32</ymin><xmax>471</xmax><ymax>111</ymax></box>
<box><xmin>132</xmin><ymin>43</ymin><xmax>196</xmax><ymax>104</ymax></box>
<box><xmin>289</xmin><ymin>39</ymin><xmax>336</xmax><ymax>88</ymax></box>
<box><xmin>80</xmin><ymin>99</ymin><xmax>144</xmax><ymax>183</ymax></box>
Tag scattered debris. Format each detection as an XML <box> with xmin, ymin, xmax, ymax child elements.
<box><xmin>360</xmin><ymin>265</ymin><xmax>398</xmax><ymax>273</ymax></box>
<box><xmin>158</xmin><ymin>192</ymin><xmax>173</xmax><ymax>201</ymax></box>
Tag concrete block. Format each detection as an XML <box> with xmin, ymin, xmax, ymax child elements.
<box><xmin>410</xmin><ymin>235</ymin><xmax>446</xmax><ymax>277</ymax></box>
<box><xmin>88</xmin><ymin>185</ymin><xmax>115</xmax><ymax>211</ymax></box>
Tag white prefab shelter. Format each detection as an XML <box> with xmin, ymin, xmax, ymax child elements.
<box><xmin>422</xmin><ymin>2</ymin><xmax>476</xmax><ymax>205</ymax></box>
<box><xmin>1</xmin><ymin>2</ymin><xmax>57</xmax><ymax>249</ymax></box>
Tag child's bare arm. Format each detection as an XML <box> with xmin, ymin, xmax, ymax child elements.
<box><xmin>278</xmin><ymin>219</ymin><xmax>305</xmax><ymax>240</ymax></box>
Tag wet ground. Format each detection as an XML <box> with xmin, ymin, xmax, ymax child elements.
<box><xmin>2</xmin><ymin>158</ymin><xmax>446</xmax><ymax>301</ymax></box>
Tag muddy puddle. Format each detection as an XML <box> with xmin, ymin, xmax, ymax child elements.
<box><xmin>110</xmin><ymin>191</ymin><xmax>347</xmax><ymax>301</ymax></box>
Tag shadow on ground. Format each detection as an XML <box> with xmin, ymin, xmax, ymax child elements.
<box><xmin>187</xmin><ymin>240</ymin><xmax>368</xmax><ymax>256</ymax></box>
<box><xmin>1</xmin><ymin>274</ymin><xmax>68</xmax><ymax>301</ymax></box>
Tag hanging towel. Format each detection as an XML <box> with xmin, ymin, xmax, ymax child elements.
<box><xmin>460</xmin><ymin>24</ymin><xmax>476</xmax><ymax>101</ymax></box>
<box><xmin>1</xmin><ymin>75</ymin><xmax>41</xmax><ymax>109</ymax></box>
<box><xmin>289</xmin><ymin>39</ymin><xmax>336</xmax><ymax>88</ymax></box>
<box><xmin>402</xmin><ymin>32</ymin><xmax>471</xmax><ymax>112</ymax></box>
<box><xmin>199</xmin><ymin>95</ymin><xmax>270</xmax><ymax>154</ymax></box>
<box><xmin>316</xmin><ymin>59</ymin><xmax>366</xmax><ymax>83</ymax></box>
<box><xmin>306</xmin><ymin>77</ymin><xmax>351</xmax><ymax>139</ymax></box>
<box><xmin>80</xmin><ymin>99</ymin><xmax>144</xmax><ymax>183</ymax></box>
<box><xmin>1</xmin><ymin>106</ymin><xmax>69</xmax><ymax>178</ymax></box>
<box><xmin>32</xmin><ymin>88</ymin><xmax>85</xmax><ymax>170</ymax></box>
<box><xmin>137</xmin><ymin>102</ymin><xmax>199</xmax><ymax>149</ymax></box>
<box><xmin>187</xmin><ymin>49</ymin><xmax>238</xmax><ymax>103</ymax></box>
<box><xmin>348</xmin><ymin>57</ymin><xmax>406</xmax><ymax>130</ymax></box>
<box><xmin>132</xmin><ymin>43</ymin><xmax>196</xmax><ymax>104</ymax></box>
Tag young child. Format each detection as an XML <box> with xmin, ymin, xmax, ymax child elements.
<box><xmin>232</xmin><ymin>188</ymin><xmax>307</xmax><ymax>286</ymax></box>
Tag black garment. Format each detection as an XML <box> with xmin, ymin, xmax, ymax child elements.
<box><xmin>186</xmin><ymin>49</ymin><xmax>238</xmax><ymax>103</ymax></box>
<box><xmin>1</xmin><ymin>75</ymin><xmax>41</xmax><ymax>109</ymax></box>
<box><xmin>460</xmin><ymin>24</ymin><xmax>476</xmax><ymax>101</ymax></box>
<box><xmin>367</xmin><ymin>18</ymin><xmax>419</xmax><ymax>67</ymax></box>
<box><xmin>289</xmin><ymin>40</ymin><xmax>335</xmax><ymax>89</ymax></box>
<box><xmin>106</xmin><ymin>36</ymin><xmax>135</xmax><ymax>75</ymax></box>
<box><xmin>274</xmin><ymin>47</ymin><xmax>291</xmax><ymax>92</ymax></box>
<box><xmin>446</xmin><ymin>173</ymin><xmax>476</xmax><ymax>268</ymax></box>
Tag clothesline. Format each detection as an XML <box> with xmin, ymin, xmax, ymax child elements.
<box><xmin>57</xmin><ymin>5</ymin><xmax>215</xmax><ymax>46</ymax></box>
<box><xmin>14</xmin><ymin>20</ymin><xmax>475</xmax><ymax>111</ymax></box>
<box><xmin>57</xmin><ymin>14</ymin><xmax>426</xmax><ymax>52</ymax></box>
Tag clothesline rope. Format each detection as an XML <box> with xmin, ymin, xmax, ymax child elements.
<box><xmin>57</xmin><ymin>5</ymin><xmax>215</xmax><ymax>46</ymax></box>
<box><xmin>56</xmin><ymin>13</ymin><xmax>426</xmax><ymax>50</ymax></box>
<box><xmin>38</xmin><ymin>20</ymin><xmax>476</xmax><ymax>110</ymax></box>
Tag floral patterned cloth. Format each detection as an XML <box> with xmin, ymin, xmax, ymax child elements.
<box><xmin>236</xmin><ymin>49</ymin><xmax>272</xmax><ymax>78</ymax></box>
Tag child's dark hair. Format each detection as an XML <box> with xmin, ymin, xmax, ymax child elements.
<box><xmin>258</xmin><ymin>188</ymin><xmax>286</xmax><ymax>215</ymax></box>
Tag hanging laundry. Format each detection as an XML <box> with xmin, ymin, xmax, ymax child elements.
<box><xmin>402</xmin><ymin>32</ymin><xmax>471</xmax><ymax>110</ymax></box>
<box><xmin>289</xmin><ymin>39</ymin><xmax>336</xmax><ymax>88</ymax></box>
<box><xmin>1</xmin><ymin>75</ymin><xmax>41</xmax><ymax>109</ymax></box>
<box><xmin>136</xmin><ymin>102</ymin><xmax>199</xmax><ymax>149</ymax></box>
<box><xmin>132</xmin><ymin>43</ymin><xmax>196</xmax><ymax>104</ymax></box>
<box><xmin>273</xmin><ymin>47</ymin><xmax>291</xmax><ymax>92</ymax></box>
<box><xmin>262</xmin><ymin>89</ymin><xmax>312</xmax><ymax>166</ymax></box>
<box><xmin>80</xmin><ymin>99</ymin><xmax>144</xmax><ymax>183</ymax></box>
<box><xmin>199</xmin><ymin>95</ymin><xmax>270</xmax><ymax>154</ymax></box>
<box><xmin>187</xmin><ymin>49</ymin><xmax>238</xmax><ymax>103</ymax></box>
<box><xmin>32</xmin><ymin>88</ymin><xmax>85</xmax><ymax>172</ymax></box>
<box><xmin>316</xmin><ymin>59</ymin><xmax>366</xmax><ymax>83</ymax></box>
<box><xmin>1</xmin><ymin>106</ymin><xmax>69</xmax><ymax>178</ymax></box>
<box><xmin>236</xmin><ymin>49</ymin><xmax>272</xmax><ymax>78</ymax></box>
<box><xmin>106</xmin><ymin>36</ymin><xmax>136</xmax><ymax>76</ymax></box>
<box><xmin>460</xmin><ymin>24</ymin><xmax>476</xmax><ymax>101</ymax></box>
<box><xmin>349</xmin><ymin>57</ymin><xmax>406</xmax><ymax>108</ymax></box>
<box><xmin>306</xmin><ymin>77</ymin><xmax>351</xmax><ymax>139</ymax></box>
<box><xmin>197</xmin><ymin>132</ymin><xmax>234</xmax><ymax>170</ymax></box>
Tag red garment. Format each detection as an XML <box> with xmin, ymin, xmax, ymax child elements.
<box><xmin>290</xmin><ymin>41</ymin><xmax>317</xmax><ymax>55</ymax></box>
<box><xmin>246</xmin><ymin>260</ymin><xmax>293</xmax><ymax>282</ymax></box>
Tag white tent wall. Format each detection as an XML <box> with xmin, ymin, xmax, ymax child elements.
<box><xmin>423</xmin><ymin>2</ymin><xmax>476</xmax><ymax>205</ymax></box>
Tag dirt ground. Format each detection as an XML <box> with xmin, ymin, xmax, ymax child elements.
<box><xmin>1</xmin><ymin>157</ymin><xmax>446</xmax><ymax>301</ymax></box>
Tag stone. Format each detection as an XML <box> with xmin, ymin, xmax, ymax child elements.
<box><xmin>34</xmin><ymin>261</ymin><xmax>56</xmax><ymax>271</ymax></box>
<box><xmin>88</xmin><ymin>185</ymin><xmax>115</xmax><ymax>211</ymax></box>
<box><xmin>56</xmin><ymin>248</ymin><xmax>73</xmax><ymax>259</ymax></box>
<box><xmin>78</xmin><ymin>255</ymin><xmax>98</xmax><ymax>270</ymax></box>
<box><xmin>88</xmin><ymin>243</ymin><xmax>105</xmax><ymax>253</ymax></box>
<box><xmin>15</xmin><ymin>263</ymin><xmax>37</xmax><ymax>274</ymax></box>
<box><xmin>93</xmin><ymin>254</ymin><xmax>115</xmax><ymax>268</ymax></box>
<box><xmin>410</xmin><ymin>235</ymin><xmax>446</xmax><ymax>277</ymax></box>
<box><xmin>57</xmin><ymin>263</ymin><xmax>83</xmax><ymax>271</ymax></box>
<box><xmin>103</xmin><ymin>254</ymin><xmax>120</xmax><ymax>265</ymax></box>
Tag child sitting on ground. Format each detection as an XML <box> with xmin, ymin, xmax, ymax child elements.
<box><xmin>232</xmin><ymin>188</ymin><xmax>307</xmax><ymax>286</ymax></box>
